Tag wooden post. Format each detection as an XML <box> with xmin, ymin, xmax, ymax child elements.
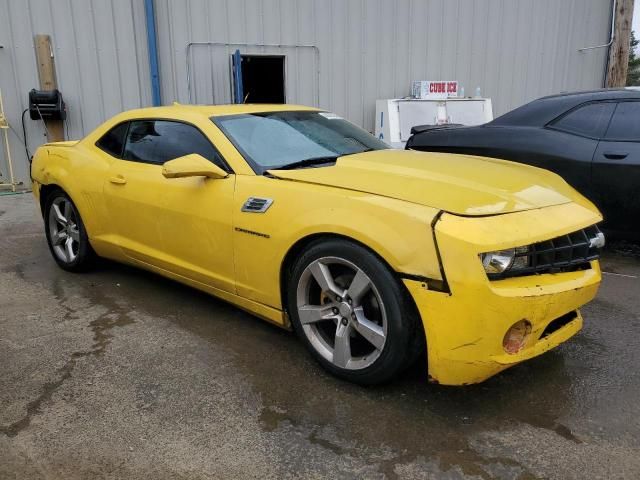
<box><xmin>34</xmin><ymin>34</ymin><xmax>64</xmax><ymax>142</ymax></box>
<box><xmin>606</xmin><ymin>0</ymin><xmax>635</xmax><ymax>87</ymax></box>
<box><xmin>0</xmin><ymin>87</ymin><xmax>18</xmax><ymax>191</ymax></box>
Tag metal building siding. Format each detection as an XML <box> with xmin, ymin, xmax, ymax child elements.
<box><xmin>1</xmin><ymin>0</ymin><xmax>612</xmax><ymax>187</ymax></box>
<box><xmin>156</xmin><ymin>0</ymin><xmax>611</xmax><ymax>130</ymax></box>
<box><xmin>0</xmin><ymin>0</ymin><xmax>150</xmax><ymax>187</ymax></box>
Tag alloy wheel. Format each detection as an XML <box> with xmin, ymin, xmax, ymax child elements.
<box><xmin>296</xmin><ymin>256</ymin><xmax>387</xmax><ymax>370</ymax></box>
<box><xmin>48</xmin><ymin>196</ymin><xmax>80</xmax><ymax>264</ymax></box>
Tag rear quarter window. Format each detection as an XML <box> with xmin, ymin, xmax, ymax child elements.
<box><xmin>550</xmin><ymin>102</ymin><xmax>615</xmax><ymax>139</ymax></box>
<box><xmin>96</xmin><ymin>122</ymin><xmax>128</xmax><ymax>158</ymax></box>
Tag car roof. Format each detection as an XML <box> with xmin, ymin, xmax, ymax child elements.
<box><xmin>537</xmin><ymin>88</ymin><xmax>640</xmax><ymax>101</ymax></box>
<box><xmin>490</xmin><ymin>88</ymin><xmax>640</xmax><ymax>127</ymax></box>
<box><xmin>116</xmin><ymin>103</ymin><xmax>320</xmax><ymax>121</ymax></box>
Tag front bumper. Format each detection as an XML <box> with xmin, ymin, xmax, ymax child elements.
<box><xmin>406</xmin><ymin>202</ymin><xmax>602</xmax><ymax>386</ymax></box>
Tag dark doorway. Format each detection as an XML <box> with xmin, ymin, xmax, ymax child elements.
<box><xmin>239</xmin><ymin>55</ymin><xmax>285</xmax><ymax>103</ymax></box>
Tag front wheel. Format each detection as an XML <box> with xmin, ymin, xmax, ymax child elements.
<box><xmin>44</xmin><ymin>190</ymin><xmax>96</xmax><ymax>272</ymax></box>
<box><xmin>287</xmin><ymin>239</ymin><xmax>423</xmax><ymax>385</ymax></box>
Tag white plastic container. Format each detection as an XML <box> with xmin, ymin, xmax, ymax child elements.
<box><xmin>375</xmin><ymin>97</ymin><xmax>493</xmax><ymax>148</ymax></box>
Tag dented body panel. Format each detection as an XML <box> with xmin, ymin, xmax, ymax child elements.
<box><xmin>31</xmin><ymin>104</ymin><xmax>603</xmax><ymax>385</ymax></box>
<box><xmin>407</xmin><ymin>202</ymin><xmax>602</xmax><ymax>385</ymax></box>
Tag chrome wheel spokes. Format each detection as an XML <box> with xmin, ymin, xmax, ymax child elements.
<box><xmin>352</xmin><ymin>308</ymin><xmax>386</xmax><ymax>350</ymax></box>
<box><xmin>333</xmin><ymin>320</ymin><xmax>353</xmax><ymax>368</ymax></box>
<box><xmin>298</xmin><ymin>303</ymin><xmax>339</xmax><ymax>325</ymax></box>
<box><xmin>296</xmin><ymin>257</ymin><xmax>387</xmax><ymax>370</ymax></box>
<box><xmin>308</xmin><ymin>260</ymin><xmax>344</xmax><ymax>297</ymax></box>
<box><xmin>48</xmin><ymin>197</ymin><xmax>79</xmax><ymax>264</ymax></box>
<box><xmin>345</xmin><ymin>269</ymin><xmax>371</xmax><ymax>304</ymax></box>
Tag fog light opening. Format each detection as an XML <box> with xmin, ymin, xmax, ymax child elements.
<box><xmin>503</xmin><ymin>320</ymin><xmax>532</xmax><ymax>354</ymax></box>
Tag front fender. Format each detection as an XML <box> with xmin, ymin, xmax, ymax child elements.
<box><xmin>232</xmin><ymin>175</ymin><xmax>442</xmax><ymax>309</ymax></box>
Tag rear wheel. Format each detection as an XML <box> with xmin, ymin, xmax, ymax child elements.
<box><xmin>44</xmin><ymin>190</ymin><xmax>96</xmax><ymax>272</ymax></box>
<box><xmin>287</xmin><ymin>239</ymin><xmax>423</xmax><ymax>385</ymax></box>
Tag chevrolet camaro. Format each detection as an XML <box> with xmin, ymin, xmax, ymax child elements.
<box><xmin>31</xmin><ymin>104</ymin><xmax>604</xmax><ymax>385</ymax></box>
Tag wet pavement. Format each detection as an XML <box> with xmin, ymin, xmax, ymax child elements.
<box><xmin>1</xmin><ymin>192</ymin><xmax>639</xmax><ymax>479</ymax></box>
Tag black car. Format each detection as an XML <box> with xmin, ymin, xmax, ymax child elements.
<box><xmin>406</xmin><ymin>89</ymin><xmax>640</xmax><ymax>237</ymax></box>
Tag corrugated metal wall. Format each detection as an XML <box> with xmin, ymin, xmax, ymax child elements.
<box><xmin>1</xmin><ymin>0</ymin><xmax>612</xmax><ymax>187</ymax></box>
<box><xmin>158</xmin><ymin>0</ymin><xmax>611</xmax><ymax>124</ymax></box>
<box><xmin>0</xmin><ymin>0</ymin><xmax>151</xmax><ymax>188</ymax></box>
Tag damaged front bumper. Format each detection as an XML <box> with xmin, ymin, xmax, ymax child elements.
<box><xmin>405</xmin><ymin>202</ymin><xmax>603</xmax><ymax>386</ymax></box>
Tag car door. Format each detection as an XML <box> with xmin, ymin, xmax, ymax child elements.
<box><xmin>592</xmin><ymin>101</ymin><xmax>640</xmax><ymax>233</ymax></box>
<box><xmin>543</xmin><ymin>101</ymin><xmax>616</xmax><ymax>200</ymax></box>
<box><xmin>103</xmin><ymin>119</ymin><xmax>236</xmax><ymax>293</ymax></box>
<box><xmin>102</xmin><ymin>120</ymin><xmax>167</xmax><ymax>264</ymax></box>
<box><xmin>407</xmin><ymin>104</ymin><xmax>613</xmax><ymax>203</ymax></box>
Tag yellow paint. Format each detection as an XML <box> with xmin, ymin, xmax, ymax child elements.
<box><xmin>405</xmin><ymin>202</ymin><xmax>602</xmax><ymax>385</ymax></box>
<box><xmin>267</xmin><ymin>149</ymin><xmax>590</xmax><ymax>216</ymax></box>
<box><xmin>31</xmin><ymin>103</ymin><xmax>603</xmax><ymax>385</ymax></box>
<box><xmin>161</xmin><ymin>154</ymin><xmax>228</xmax><ymax>179</ymax></box>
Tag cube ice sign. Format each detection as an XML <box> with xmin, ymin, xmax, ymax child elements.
<box><xmin>412</xmin><ymin>81</ymin><xmax>459</xmax><ymax>99</ymax></box>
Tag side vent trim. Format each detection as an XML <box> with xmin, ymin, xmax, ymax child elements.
<box><xmin>241</xmin><ymin>197</ymin><xmax>274</xmax><ymax>213</ymax></box>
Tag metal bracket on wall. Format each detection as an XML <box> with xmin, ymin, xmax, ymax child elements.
<box><xmin>185</xmin><ymin>42</ymin><xmax>320</xmax><ymax>106</ymax></box>
<box><xmin>578</xmin><ymin>0</ymin><xmax>616</xmax><ymax>52</ymax></box>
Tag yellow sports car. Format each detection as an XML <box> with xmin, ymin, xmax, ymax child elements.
<box><xmin>31</xmin><ymin>104</ymin><xmax>604</xmax><ymax>385</ymax></box>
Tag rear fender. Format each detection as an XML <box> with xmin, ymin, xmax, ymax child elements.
<box><xmin>31</xmin><ymin>143</ymin><xmax>110</xmax><ymax>238</ymax></box>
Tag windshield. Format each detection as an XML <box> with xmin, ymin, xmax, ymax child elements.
<box><xmin>212</xmin><ymin>111</ymin><xmax>388</xmax><ymax>173</ymax></box>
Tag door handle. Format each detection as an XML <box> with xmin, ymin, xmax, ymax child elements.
<box><xmin>603</xmin><ymin>152</ymin><xmax>628</xmax><ymax>160</ymax></box>
<box><xmin>109</xmin><ymin>175</ymin><xmax>127</xmax><ymax>185</ymax></box>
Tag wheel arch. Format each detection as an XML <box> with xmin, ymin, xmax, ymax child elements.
<box><xmin>280</xmin><ymin>232</ymin><xmax>427</xmax><ymax>375</ymax></box>
<box><xmin>279</xmin><ymin>233</ymin><xmax>424</xmax><ymax>338</ymax></box>
<box><xmin>39</xmin><ymin>183</ymin><xmax>98</xmax><ymax>251</ymax></box>
<box><xmin>39</xmin><ymin>183</ymin><xmax>66</xmax><ymax>216</ymax></box>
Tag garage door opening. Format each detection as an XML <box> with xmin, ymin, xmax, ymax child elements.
<box><xmin>237</xmin><ymin>55</ymin><xmax>285</xmax><ymax>104</ymax></box>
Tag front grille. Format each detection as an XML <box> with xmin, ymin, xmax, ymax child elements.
<box><xmin>489</xmin><ymin>225</ymin><xmax>603</xmax><ymax>279</ymax></box>
<box><xmin>539</xmin><ymin>311</ymin><xmax>578</xmax><ymax>339</ymax></box>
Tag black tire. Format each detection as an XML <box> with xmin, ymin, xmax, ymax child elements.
<box><xmin>43</xmin><ymin>189</ymin><xmax>96</xmax><ymax>272</ymax></box>
<box><xmin>287</xmin><ymin>238</ymin><xmax>424</xmax><ymax>385</ymax></box>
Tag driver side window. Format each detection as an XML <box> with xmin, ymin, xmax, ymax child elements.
<box><xmin>122</xmin><ymin>120</ymin><xmax>227</xmax><ymax>169</ymax></box>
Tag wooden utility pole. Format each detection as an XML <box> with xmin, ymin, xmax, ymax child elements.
<box><xmin>34</xmin><ymin>34</ymin><xmax>64</xmax><ymax>141</ymax></box>
<box><xmin>0</xmin><ymin>87</ymin><xmax>18</xmax><ymax>191</ymax></box>
<box><xmin>607</xmin><ymin>0</ymin><xmax>635</xmax><ymax>87</ymax></box>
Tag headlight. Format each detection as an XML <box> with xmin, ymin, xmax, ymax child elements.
<box><xmin>481</xmin><ymin>249</ymin><xmax>515</xmax><ymax>274</ymax></box>
<box><xmin>481</xmin><ymin>246</ymin><xmax>530</xmax><ymax>275</ymax></box>
<box><xmin>480</xmin><ymin>225</ymin><xmax>603</xmax><ymax>279</ymax></box>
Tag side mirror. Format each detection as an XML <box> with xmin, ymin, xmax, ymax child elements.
<box><xmin>162</xmin><ymin>153</ymin><xmax>229</xmax><ymax>180</ymax></box>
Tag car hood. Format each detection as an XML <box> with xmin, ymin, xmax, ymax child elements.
<box><xmin>267</xmin><ymin>150</ymin><xmax>581</xmax><ymax>216</ymax></box>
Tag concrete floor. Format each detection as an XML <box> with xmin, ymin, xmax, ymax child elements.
<box><xmin>1</xmin><ymin>192</ymin><xmax>639</xmax><ymax>480</ymax></box>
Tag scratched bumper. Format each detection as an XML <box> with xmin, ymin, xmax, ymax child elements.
<box><xmin>405</xmin><ymin>203</ymin><xmax>603</xmax><ymax>386</ymax></box>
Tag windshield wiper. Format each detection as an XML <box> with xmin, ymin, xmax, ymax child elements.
<box><xmin>268</xmin><ymin>156</ymin><xmax>339</xmax><ymax>171</ymax></box>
